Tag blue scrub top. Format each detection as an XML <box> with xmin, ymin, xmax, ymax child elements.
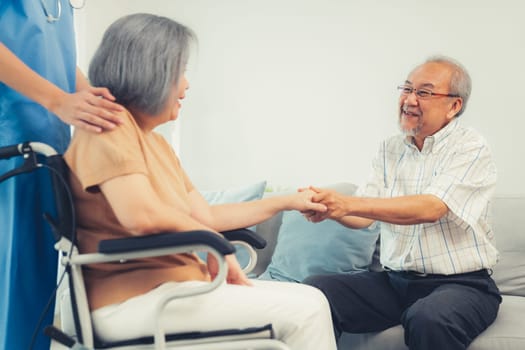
<box><xmin>0</xmin><ymin>0</ymin><xmax>75</xmax><ymax>150</ymax></box>
<box><xmin>0</xmin><ymin>1</ymin><xmax>76</xmax><ymax>349</ymax></box>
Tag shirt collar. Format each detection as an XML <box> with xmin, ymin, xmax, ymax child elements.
<box><xmin>404</xmin><ymin>118</ymin><xmax>460</xmax><ymax>154</ymax></box>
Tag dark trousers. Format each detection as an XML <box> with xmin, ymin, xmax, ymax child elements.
<box><xmin>304</xmin><ymin>270</ymin><xmax>501</xmax><ymax>350</ymax></box>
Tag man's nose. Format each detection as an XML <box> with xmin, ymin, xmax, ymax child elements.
<box><xmin>403</xmin><ymin>91</ymin><xmax>419</xmax><ymax>106</ymax></box>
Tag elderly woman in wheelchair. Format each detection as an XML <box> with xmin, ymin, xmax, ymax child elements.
<box><xmin>59</xmin><ymin>13</ymin><xmax>337</xmax><ymax>350</ymax></box>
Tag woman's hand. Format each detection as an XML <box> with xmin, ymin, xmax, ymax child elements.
<box><xmin>289</xmin><ymin>188</ymin><xmax>328</xmax><ymax>213</ymax></box>
<box><xmin>207</xmin><ymin>253</ymin><xmax>252</xmax><ymax>286</ymax></box>
<box><xmin>51</xmin><ymin>87</ymin><xmax>124</xmax><ymax>133</ymax></box>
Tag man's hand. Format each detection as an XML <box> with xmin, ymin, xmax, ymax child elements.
<box><xmin>207</xmin><ymin>253</ymin><xmax>252</xmax><ymax>286</ymax></box>
<box><xmin>50</xmin><ymin>87</ymin><xmax>124</xmax><ymax>133</ymax></box>
<box><xmin>303</xmin><ymin>186</ymin><xmax>350</xmax><ymax>223</ymax></box>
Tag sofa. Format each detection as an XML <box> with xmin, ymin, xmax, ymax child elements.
<box><xmin>247</xmin><ymin>184</ymin><xmax>525</xmax><ymax>350</ymax></box>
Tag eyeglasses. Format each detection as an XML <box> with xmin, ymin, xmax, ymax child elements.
<box><xmin>397</xmin><ymin>85</ymin><xmax>460</xmax><ymax>99</ymax></box>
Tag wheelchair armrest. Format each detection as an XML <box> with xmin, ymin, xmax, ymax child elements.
<box><xmin>65</xmin><ymin>230</ymin><xmax>237</xmax><ymax>349</ymax></box>
<box><xmin>98</xmin><ymin>230</ymin><xmax>235</xmax><ymax>255</ymax></box>
<box><xmin>221</xmin><ymin>228</ymin><xmax>267</xmax><ymax>249</ymax></box>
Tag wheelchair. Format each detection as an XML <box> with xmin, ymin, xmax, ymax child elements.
<box><xmin>0</xmin><ymin>141</ymin><xmax>290</xmax><ymax>350</ymax></box>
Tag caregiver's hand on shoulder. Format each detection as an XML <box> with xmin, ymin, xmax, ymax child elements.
<box><xmin>51</xmin><ymin>87</ymin><xmax>124</xmax><ymax>133</ymax></box>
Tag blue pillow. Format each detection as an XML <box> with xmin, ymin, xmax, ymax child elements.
<box><xmin>259</xmin><ymin>210</ymin><xmax>380</xmax><ymax>282</ymax></box>
<box><xmin>201</xmin><ymin>181</ymin><xmax>267</xmax><ymax>204</ymax></box>
<box><xmin>200</xmin><ymin>181</ymin><xmax>267</xmax><ymax>268</ymax></box>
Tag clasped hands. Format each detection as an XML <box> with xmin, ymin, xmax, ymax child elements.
<box><xmin>211</xmin><ymin>186</ymin><xmax>349</xmax><ymax>287</ymax></box>
<box><xmin>298</xmin><ymin>186</ymin><xmax>348</xmax><ymax>223</ymax></box>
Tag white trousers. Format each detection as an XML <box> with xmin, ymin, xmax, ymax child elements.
<box><xmin>92</xmin><ymin>280</ymin><xmax>336</xmax><ymax>350</ymax></box>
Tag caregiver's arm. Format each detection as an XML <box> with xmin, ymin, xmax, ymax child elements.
<box><xmin>0</xmin><ymin>42</ymin><xmax>122</xmax><ymax>132</ymax></box>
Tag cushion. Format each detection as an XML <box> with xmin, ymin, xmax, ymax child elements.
<box><xmin>252</xmin><ymin>212</ymin><xmax>284</xmax><ymax>276</ymax></box>
<box><xmin>490</xmin><ymin>196</ymin><xmax>525</xmax><ymax>297</ymax></box>
<box><xmin>258</xmin><ymin>183</ymin><xmax>380</xmax><ymax>283</ymax></box>
<box><xmin>200</xmin><ymin>181</ymin><xmax>267</xmax><ymax>269</ymax></box>
<box><xmin>201</xmin><ymin>181</ymin><xmax>267</xmax><ymax>204</ymax></box>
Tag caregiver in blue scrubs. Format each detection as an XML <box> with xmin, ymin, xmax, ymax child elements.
<box><xmin>0</xmin><ymin>1</ymin><xmax>122</xmax><ymax>349</ymax></box>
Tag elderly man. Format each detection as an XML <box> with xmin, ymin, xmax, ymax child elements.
<box><xmin>304</xmin><ymin>56</ymin><xmax>500</xmax><ymax>350</ymax></box>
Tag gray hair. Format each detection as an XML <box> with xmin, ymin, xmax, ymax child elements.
<box><xmin>89</xmin><ymin>13</ymin><xmax>195</xmax><ymax>115</ymax></box>
<box><xmin>415</xmin><ymin>55</ymin><xmax>472</xmax><ymax>117</ymax></box>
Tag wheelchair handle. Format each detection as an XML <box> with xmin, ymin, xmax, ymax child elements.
<box><xmin>0</xmin><ymin>142</ymin><xmax>58</xmax><ymax>159</ymax></box>
<box><xmin>0</xmin><ymin>144</ymin><xmax>24</xmax><ymax>159</ymax></box>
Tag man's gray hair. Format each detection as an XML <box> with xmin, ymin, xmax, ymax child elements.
<box><xmin>420</xmin><ymin>55</ymin><xmax>472</xmax><ymax>117</ymax></box>
<box><xmin>89</xmin><ymin>13</ymin><xmax>195</xmax><ymax>115</ymax></box>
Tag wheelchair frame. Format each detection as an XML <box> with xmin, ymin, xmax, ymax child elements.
<box><xmin>0</xmin><ymin>141</ymin><xmax>289</xmax><ymax>350</ymax></box>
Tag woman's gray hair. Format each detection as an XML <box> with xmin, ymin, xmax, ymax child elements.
<box><xmin>89</xmin><ymin>13</ymin><xmax>195</xmax><ymax>115</ymax></box>
<box><xmin>419</xmin><ymin>55</ymin><xmax>472</xmax><ymax>117</ymax></box>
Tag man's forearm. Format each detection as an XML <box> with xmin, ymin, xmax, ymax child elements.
<box><xmin>337</xmin><ymin>215</ymin><xmax>375</xmax><ymax>229</ymax></box>
<box><xmin>344</xmin><ymin>194</ymin><xmax>448</xmax><ymax>225</ymax></box>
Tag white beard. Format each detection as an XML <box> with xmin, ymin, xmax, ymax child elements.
<box><xmin>399</xmin><ymin>114</ymin><xmax>422</xmax><ymax>137</ymax></box>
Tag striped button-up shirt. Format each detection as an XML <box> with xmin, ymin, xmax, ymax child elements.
<box><xmin>360</xmin><ymin>118</ymin><xmax>498</xmax><ymax>274</ymax></box>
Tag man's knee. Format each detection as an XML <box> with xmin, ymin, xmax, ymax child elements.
<box><xmin>403</xmin><ymin>301</ymin><xmax>444</xmax><ymax>333</ymax></box>
<box><xmin>302</xmin><ymin>274</ymin><xmax>343</xmax><ymax>337</ymax></box>
<box><xmin>402</xmin><ymin>299</ymin><xmax>471</xmax><ymax>349</ymax></box>
<box><xmin>303</xmin><ymin>274</ymin><xmax>329</xmax><ymax>290</ymax></box>
<box><xmin>303</xmin><ymin>274</ymin><xmax>344</xmax><ymax>303</ymax></box>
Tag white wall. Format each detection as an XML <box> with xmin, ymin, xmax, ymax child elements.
<box><xmin>76</xmin><ymin>0</ymin><xmax>525</xmax><ymax>195</ymax></box>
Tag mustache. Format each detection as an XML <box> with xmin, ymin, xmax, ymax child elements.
<box><xmin>401</xmin><ymin>103</ymin><xmax>421</xmax><ymax>117</ymax></box>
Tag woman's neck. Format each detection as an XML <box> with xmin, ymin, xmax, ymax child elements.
<box><xmin>130</xmin><ymin>108</ymin><xmax>167</xmax><ymax>133</ymax></box>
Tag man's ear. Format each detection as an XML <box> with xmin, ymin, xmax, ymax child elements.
<box><xmin>447</xmin><ymin>98</ymin><xmax>463</xmax><ymax>119</ymax></box>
